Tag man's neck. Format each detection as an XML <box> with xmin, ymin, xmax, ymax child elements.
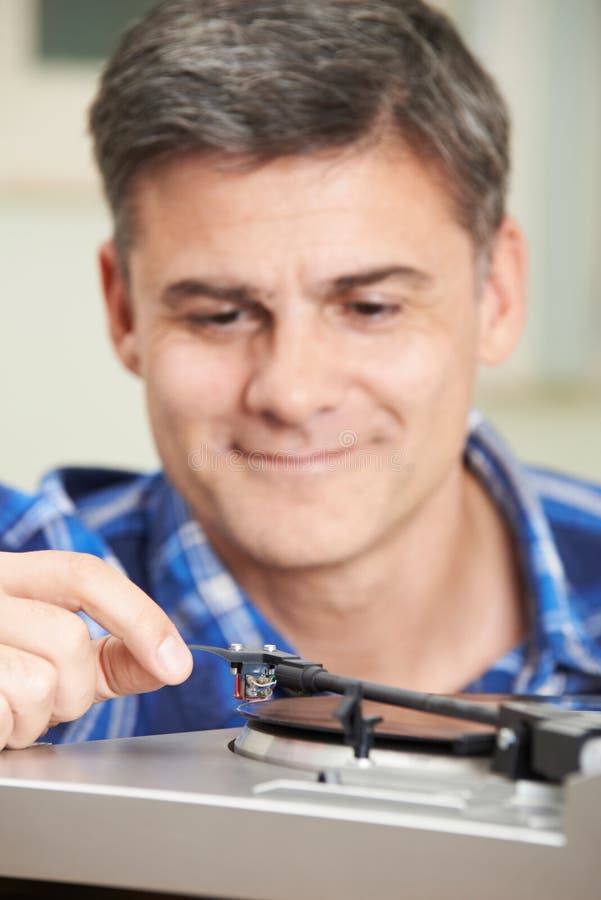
<box><xmin>203</xmin><ymin>464</ymin><xmax>526</xmax><ymax>692</ymax></box>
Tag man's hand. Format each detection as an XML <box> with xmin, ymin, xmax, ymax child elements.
<box><xmin>0</xmin><ymin>550</ymin><xmax>193</xmax><ymax>750</ymax></box>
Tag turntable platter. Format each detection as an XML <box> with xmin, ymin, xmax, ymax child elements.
<box><xmin>237</xmin><ymin>694</ymin><xmax>499</xmax><ymax>754</ymax></box>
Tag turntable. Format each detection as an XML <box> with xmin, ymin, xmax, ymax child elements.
<box><xmin>0</xmin><ymin>644</ymin><xmax>599</xmax><ymax>899</ymax></box>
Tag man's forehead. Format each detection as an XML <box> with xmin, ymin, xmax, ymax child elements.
<box><xmin>122</xmin><ymin>140</ymin><xmax>477</xmax><ymax>301</ymax></box>
<box><xmin>132</xmin><ymin>140</ymin><xmax>452</xmax><ymax>216</ymax></box>
<box><xmin>126</xmin><ymin>147</ymin><xmax>462</xmax><ymax>275</ymax></box>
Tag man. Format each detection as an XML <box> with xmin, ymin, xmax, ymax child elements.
<box><xmin>1</xmin><ymin>0</ymin><xmax>600</xmax><ymax>751</ymax></box>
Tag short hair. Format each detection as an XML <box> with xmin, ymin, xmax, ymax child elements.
<box><xmin>89</xmin><ymin>0</ymin><xmax>510</xmax><ymax>265</ymax></box>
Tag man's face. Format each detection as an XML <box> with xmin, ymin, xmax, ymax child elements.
<box><xmin>109</xmin><ymin>144</ymin><xmax>516</xmax><ymax>567</ymax></box>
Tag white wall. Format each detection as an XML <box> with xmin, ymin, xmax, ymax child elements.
<box><xmin>0</xmin><ymin>192</ymin><xmax>159</xmax><ymax>485</ymax></box>
<box><xmin>457</xmin><ymin>0</ymin><xmax>601</xmax><ymax>385</ymax></box>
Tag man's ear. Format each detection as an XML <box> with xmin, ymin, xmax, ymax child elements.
<box><xmin>98</xmin><ymin>240</ymin><xmax>141</xmax><ymax>376</ymax></box>
<box><xmin>476</xmin><ymin>216</ymin><xmax>528</xmax><ymax>366</ymax></box>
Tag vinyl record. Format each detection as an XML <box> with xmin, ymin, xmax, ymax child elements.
<box><xmin>238</xmin><ymin>694</ymin><xmax>503</xmax><ymax>755</ymax></box>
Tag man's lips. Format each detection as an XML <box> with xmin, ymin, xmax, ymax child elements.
<box><xmin>231</xmin><ymin>444</ymin><xmax>356</xmax><ymax>470</ymax></box>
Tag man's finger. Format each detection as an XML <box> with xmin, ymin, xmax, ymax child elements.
<box><xmin>0</xmin><ymin>592</ymin><xmax>96</xmax><ymax>722</ymax></box>
<box><xmin>0</xmin><ymin>692</ymin><xmax>13</xmax><ymax>750</ymax></box>
<box><xmin>0</xmin><ymin>644</ymin><xmax>56</xmax><ymax>749</ymax></box>
<box><xmin>0</xmin><ymin>551</ymin><xmax>192</xmax><ymax>685</ymax></box>
<box><xmin>93</xmin><ymin>634</ymin><xmax>166</xmax><ymax>701</ymax></box>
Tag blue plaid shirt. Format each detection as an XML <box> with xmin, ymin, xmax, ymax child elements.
<box><xmin>1</xmin><ymin>412</ymin><xmax>601</xmax><ymax>744</ymax></box>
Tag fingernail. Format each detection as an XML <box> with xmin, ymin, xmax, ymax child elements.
<box><xmin>157</xmin><ymin>634</ymin><xmax>190</xmax><ymax>678</ymax></box>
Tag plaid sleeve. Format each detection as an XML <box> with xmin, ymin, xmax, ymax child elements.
<box><xmin>0</xmin><ymin>478</ymin><xmax>136</xmax><ymax>743</ymax></box>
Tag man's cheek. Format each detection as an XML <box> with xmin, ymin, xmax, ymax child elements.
<box><xmin>147</xmin><ymin>354</ymin><xmax>232</xmax><ymax>424</ymax></box>
<box><xmin>378</xmin><ymin>339</ymin><xmax>456</xmax><ymax>408</ymax></box>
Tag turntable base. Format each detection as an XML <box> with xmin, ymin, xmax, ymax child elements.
<box><xmin>0</xmin><ymin>727</ymin><xmax>599</xmax><ymax>899</ymax></box>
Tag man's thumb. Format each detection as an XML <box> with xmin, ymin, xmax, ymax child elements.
<box><xmin>93</xmin><ymin>633</ymin><xmax>192</xmax><ymax>701</ymax></box>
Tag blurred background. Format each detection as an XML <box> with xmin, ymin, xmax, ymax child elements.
<box><xmin>1</xmin><ymin>0</ymin><xmax>600</xmax><ymax>491</ymax></box>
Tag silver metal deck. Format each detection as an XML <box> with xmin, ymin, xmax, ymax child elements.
<box><xmin>0</xmin><ymin>727</ymin><xmax>598</xmax><ymax>899</ymax></box>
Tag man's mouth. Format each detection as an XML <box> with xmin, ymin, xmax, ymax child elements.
<box><xmin>232</xmin><ymin>444</ymin><xmax>356</xmax><ymax>472</ymax></box>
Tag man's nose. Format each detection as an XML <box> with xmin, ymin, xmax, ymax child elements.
<box><xmin>243</xmin><ymin>317</ymin><xmax>347</xmax><ymax>426</ymax></box>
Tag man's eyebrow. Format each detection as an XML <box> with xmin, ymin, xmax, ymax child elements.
<box><xmin>332</xmin><ymin>265</ymin><xmax>434</xmax><ymax>291</ymax></box>
<box><xmin>161</xmin><ymin>279</ymin><xmax>257</xmax><ymax>307</ymax></box>
<box><xmin>160</xmin><ymin>265</ymin><xmax>433</xmax><ymax>307</ymax></box>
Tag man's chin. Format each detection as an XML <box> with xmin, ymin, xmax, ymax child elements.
<box><xmin>219</xmin><ymin>529</ymin><xmax>369</xmax><ymax>571</ymax></box>
<box><xmin>197</xmin><ymin>505</ymin><xmax>380</xmax><ymax>571</ymax></box>
<box><xmin>180</xmin><ymin>469</ymin><xmax>405</xmax><ymax>569</ymax></box>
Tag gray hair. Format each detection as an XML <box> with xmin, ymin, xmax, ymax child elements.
<box><xmin>89</xmin><ymin>0</ymin><xmax>510</xmax><ymax>265</ymax></box>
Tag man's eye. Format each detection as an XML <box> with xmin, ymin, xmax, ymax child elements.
<box><xmin>345</xmin><ymin>301</ymin><xmax>402</xmax><ymax>320</ymax></box>
<box><xmin>187</xmin><ymin>309</ymin><xmax>246</xmax><ymax>328</ymax></box>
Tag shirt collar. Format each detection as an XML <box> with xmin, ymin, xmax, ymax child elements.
<box><xmin>466</xmin><ymin>410</ymin><xmax>601</xmax><ymax>690</ymax></box>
